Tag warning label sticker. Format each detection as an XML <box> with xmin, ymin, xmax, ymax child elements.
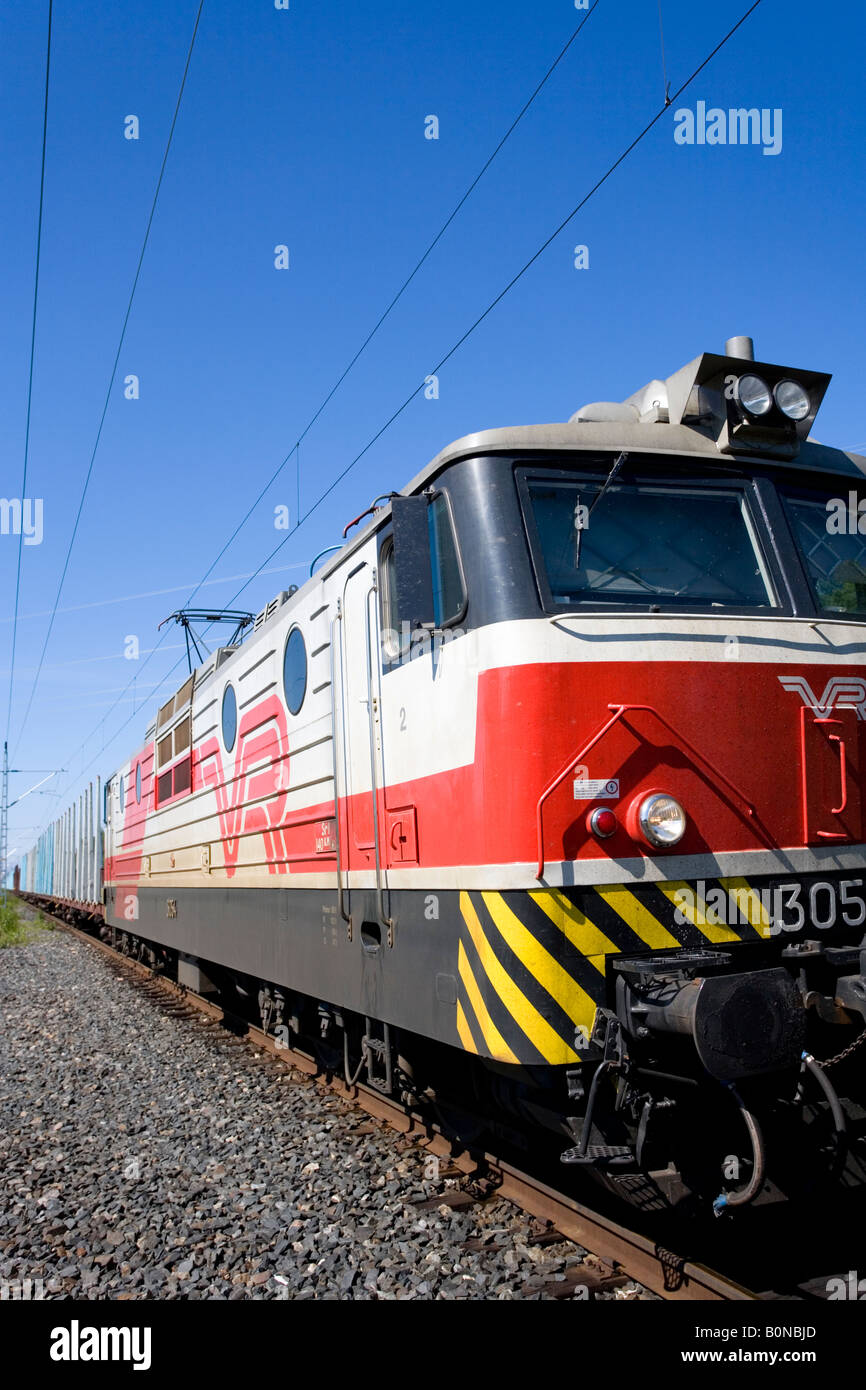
<box><xmin>573</xmin><ymin>778</ymin><xmax>620</xmax><ymax>800</ymax></box>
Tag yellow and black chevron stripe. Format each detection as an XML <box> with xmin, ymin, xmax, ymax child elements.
<box><xmin>455</xmin><ymin>878</ymin><xmax>775</xmax><ymax>1065</ymax></box>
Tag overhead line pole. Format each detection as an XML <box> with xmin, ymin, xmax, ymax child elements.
<box><xmin>1</xmin><ymin>744</ymin><xmax>7</xmax><ymax>907</ymax></box>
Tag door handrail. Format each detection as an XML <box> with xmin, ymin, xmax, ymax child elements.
<box><xmin>329</xmin><ymin>602</ymin><xmax>350</xmax><ymax>924</ymax></box>
<box><xmin>365</xmin><ymin>578</ymin><xmax>395</xmax><ymax>942</ymax></box>
<box><xmin>535</xmin><ymin>702</ymin><xmax>758</xmax><ymax>879</ymax></box>
<box><xmin>334</xmin><ymin>560</ymin><xmax>373</xmax><ymax>930</ymax></box>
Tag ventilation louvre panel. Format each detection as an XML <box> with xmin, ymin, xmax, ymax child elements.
<box><xmin>253</xmin><ymin>589</ymin><xmax>295</xmax><ymax>633</ymax></box>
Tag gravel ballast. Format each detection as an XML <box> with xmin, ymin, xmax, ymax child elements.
<box><xmin>0</xmin><ymin>929</ymin><xmax>649</xmax><ymax>1300</ymax></box>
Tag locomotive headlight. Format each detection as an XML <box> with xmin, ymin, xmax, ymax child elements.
<box><xmin>773</xmin><ymin>379</ymin><xmax>810</xmax><ymax>421</ymax></box>
<box><xmin>637</xmin><ymin>793</ymin><xmax>687</xmax><ymax>848</ymax></box>
<box><xmin>735</xmin><ymin>374</ymin><xmax>772</xmax><ymax>417</ymax></box>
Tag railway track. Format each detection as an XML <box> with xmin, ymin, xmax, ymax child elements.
<box><xmin>31</xmin><ymin>903</ymin><xmax>757</xmax><ymax>1303</ymax></box>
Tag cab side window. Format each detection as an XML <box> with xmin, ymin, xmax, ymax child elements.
<box><xmin>379</xmin><ymin>491</ymin><xmax>465</xmax><ymax>654</ymax></box>
<box><xmin>428</xmin><ymin>493</ymin><xmax>465</xmax><ymax>625</ymax></box>
<box><xmin>380</xmin><ymin>538</ymin><xmax>401</xmax><ymax>661</ymax></box>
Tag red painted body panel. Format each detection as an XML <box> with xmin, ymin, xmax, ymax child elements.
<box><xmin>104</xmin><ymin>660</ymin><xmax>864</xmax><ymax>883</ymax></box>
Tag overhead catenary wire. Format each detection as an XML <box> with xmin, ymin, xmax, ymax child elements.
<box><xmin>10</xmin><ymin>0</ymin><xmax>206</xmax><ymax>763</ymax></box>
<box><xmin>288</xmin><ymin>0</ymin><xmax>604</xmax><ymax>446</ymax></box>
<box><xmin>153</xmin><ymin>0</ymin><xmax>606</xmax><ymax>618</ymax></box>
<box><xmin>35</xmin><ymin>650</ymin><xmax>192</xmax><ymax>815</ymax></box>
<box><xmin>18</xmin><ymin>0</ymin><xmax>607</xmax><ymax>802</ymax></box>
<box><xmin>213</xmin><ymin>0</ymin><xmax>767</xmax><ymax>618</ymax></box>
<box><xmin>0</xmin><ymin>558</ymin><xmax>307</xmax><ymax>625</ymax></box>
<box><xmin>28</xmin><ymin>0</ymin><xmax>764</xmax><ymax>835</ymax></box>
<box><xmin>5</xmin><ymin>0</ymin><xmax>53</xmax><ymax>748</ymax></box>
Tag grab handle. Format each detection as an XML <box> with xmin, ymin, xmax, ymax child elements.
<box><xmin>829</xmin><ymin>735</ymin><xmax>848</xmax><ymax>816</ymax></box>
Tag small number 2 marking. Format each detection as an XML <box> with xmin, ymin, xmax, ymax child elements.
<box><xmin>399</xmin><ymin>707</ymin><xmax>407</xmax><ymax>731</ymax></box>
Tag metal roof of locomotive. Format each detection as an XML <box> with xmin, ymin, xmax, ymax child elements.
<box><xmin>400</xmin><ymin>420</ymin><xmax>866</xmax><ymax>499</ymax></box>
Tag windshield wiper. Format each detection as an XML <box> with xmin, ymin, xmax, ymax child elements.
<box><xmin>574</xmin><ymin>451</ymin><xmax>628</xmax><ymax>569</ymax></box>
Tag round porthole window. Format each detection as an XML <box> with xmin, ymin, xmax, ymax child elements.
<box><xmin>119</xmin><ymin>775</ymin><xmax>125</xmax><ymax>813</ymax></box>
<box><xmin>283</xmin><ymin>627</ymin><xmax>307</xmax><ymax>716</ymax></box>
<box><xmin>222</xmin><ymin>683</ymin><xmax>238</xmax><ymax>752</ymax></box>
<box><xmin>135</xmin><ymin>763</ymin><xmax>141</xmax><ymax>805</ymax></box>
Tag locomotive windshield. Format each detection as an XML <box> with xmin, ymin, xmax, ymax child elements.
<box><xmin>783</xmin><ymin>487</ymin><xmax>866</xmax><ymax>618</ymax></box>
<box><xmin>521</xmin><ymin>473</ymin><xmax>775</xmax><ymax>609</ymax></box>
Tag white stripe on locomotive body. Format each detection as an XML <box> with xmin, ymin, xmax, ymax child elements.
<box><xmin>469</xmin><ymin>615</ymin><xmax>866</xmax><ymax>668</ymax></box>
<box><xmin>106</xmin><ymin>848</ymin><xmax>866</xmax><ymax>894</ymax></box>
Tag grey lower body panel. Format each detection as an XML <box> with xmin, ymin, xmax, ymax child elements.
<box><xmin>106</xmin><ymin>883</ymin><xmax>460</xmax><ymax>1048</ymax></box>
<box><xmin>106</xmin><ymin>870</ymin><xmax>834</xmax><ymax>1066</ymax></box>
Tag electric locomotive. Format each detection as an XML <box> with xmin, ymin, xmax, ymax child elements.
<box><xmin>21</xmin><ymin>335</ymin><xmax>866</xmax><ymax>1212</ymax></box>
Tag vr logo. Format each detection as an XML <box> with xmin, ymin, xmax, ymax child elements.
<box><xmin>779</xmin><ymin>676</ymin><xmax>866</xmax><ymax>721</ymax></box>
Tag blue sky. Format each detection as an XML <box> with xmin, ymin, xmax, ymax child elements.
<box><xmin>2</xmin><ymin>0</ymin><xmax>864</xmax><ymax>862</ymax></box>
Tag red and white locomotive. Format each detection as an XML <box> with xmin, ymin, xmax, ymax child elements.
<box><xmin>22</xmin><ymin>336</ymin><xmax>866</xmax><ymax>1211</ymax></box>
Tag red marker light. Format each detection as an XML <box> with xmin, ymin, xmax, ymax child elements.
<box><xmin>588</xmin><ymin>807</ymin><xmax>617</xmax><ymax>839</ymax></box>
